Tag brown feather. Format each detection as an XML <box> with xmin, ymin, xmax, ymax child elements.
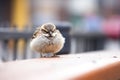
<box><xmin>32</xmin><ymin>27</ymin><xmax>41</xmax><ymax>39</ymax></box>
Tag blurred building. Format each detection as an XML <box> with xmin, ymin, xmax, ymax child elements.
<box><xmin>0</xmin><ymin>0</ymin><xmax>98</xmax><ymax>29</ymax></box>
<box><xmin>0</xmin><ymin>0</ymin><xmax>120</xmax><ymax>27</ymax></box>
<box><xmin>0</xmin><ymin>0</ymin><xmax>12</xmax><ymax>25</ymax></box>
<box><xmin>0</xmin><ymin>0</ymin><xmax>120</xmax><ymax>62</ymax></box>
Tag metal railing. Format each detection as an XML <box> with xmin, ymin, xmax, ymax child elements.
<box><xmin>0</xmin><ymin>24</ymin><xmax>71</xmax><ymax>61</ymax></box>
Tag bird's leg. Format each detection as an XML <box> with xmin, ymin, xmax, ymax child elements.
<box><xmin>40</xmin><ymin>53</ymin><xmax>46</xmax><ymax>58</ymax></box>
<box><xmin>40</xmin><ymin>53</ymin><xmax>43</xmax><ymax>58</ymax></box>
<box><xmin>53</xmin><ymin>54</ymin><xmax>59</xmax><ymax>57</ymax></box>
<box><xmin>53</xmin><ymin>54</ymin><xmax>56</xmax><ymax>57</ymax></box>
<box><xmin>47</xmin><ymin>53</ymin><xmax>54</xmax><ymax>57</ymax></box>
<box><xmin>40</xmin><ymin>53</ymin><xmax>54</xmax><ymax>58</ymax></box>
<box><xmin>46</xmin><ymin>53</ymin><xmax>54</xmax><ymax>58</ymax></box>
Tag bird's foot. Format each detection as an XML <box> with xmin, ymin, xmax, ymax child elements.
<box><xmin>40</xmin><ymin>53</ymin><xmax>55</xmax><ymax>58</ymax></box>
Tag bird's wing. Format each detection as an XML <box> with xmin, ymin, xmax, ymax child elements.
<box><xmin>32</xmin><ymin>27</ymin><xmax>41</xmax><ymax>39</ymax></box>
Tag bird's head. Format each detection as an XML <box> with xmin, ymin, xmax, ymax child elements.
<box><xmin>40</xmin><ymin>23</ymin><xmax>57</xmax><ymax>38</ymax></box>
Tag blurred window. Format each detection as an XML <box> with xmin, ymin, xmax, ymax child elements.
<box><xmin>0</xmin><ymin>0</ymin><xmax>12</xmax><ymax>24</ymax></box>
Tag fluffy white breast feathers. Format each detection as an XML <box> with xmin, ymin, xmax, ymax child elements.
<box><xmin>30</xmin><ymin>23</ymin><xmax>65</xmax><ymax>57</ymax></box>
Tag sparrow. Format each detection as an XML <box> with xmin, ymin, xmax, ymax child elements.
<box><xmin>30</xmin><ymin>23</ymin><xmax>65</xmax><ymax>57</ymax></box>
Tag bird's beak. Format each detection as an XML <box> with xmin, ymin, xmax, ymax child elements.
<box><xmin>49</xmin><ymin>31</ymin><xmax>53</xmax><ymax>37</ymax></box>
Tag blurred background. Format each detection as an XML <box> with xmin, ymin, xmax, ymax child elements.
<box><xmin>0</xmin><ymin>0</ymin><xmax>120</xmax><ymax>62</ymax></box>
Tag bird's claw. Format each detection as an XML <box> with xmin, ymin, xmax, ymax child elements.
<box><xmin>40</xmin><ymin>53</ymin><xmax>55</xmax><ymax>58</ymax></box>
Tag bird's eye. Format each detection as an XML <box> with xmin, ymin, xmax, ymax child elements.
<box><xmin>41</xmin><ymin>29</ymin><xmax>48</xmax><ymax>34</ymax></box>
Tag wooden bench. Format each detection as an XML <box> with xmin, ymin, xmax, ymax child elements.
<box><xmin>0</xmin><ymin>51</ymin><xmax>120</xmax><ymax>80</ymax></box>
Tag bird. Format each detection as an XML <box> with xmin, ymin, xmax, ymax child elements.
<box><xmin>30</xmin><ymin>23</ymin><xmax>65</xmax><ymax>58</ymax></box>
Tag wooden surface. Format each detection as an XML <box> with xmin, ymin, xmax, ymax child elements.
<box><xmin>0</xmin><ymin>51</ymin><xmax>120</xmax><ymax>80</ymax></box>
